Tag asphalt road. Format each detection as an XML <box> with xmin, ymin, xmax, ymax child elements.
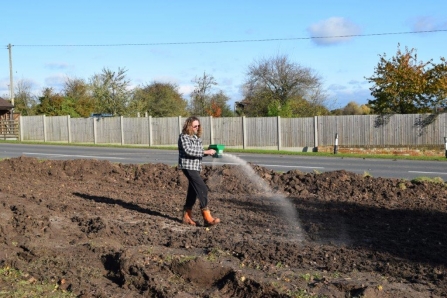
<box><xmin>0</xmin><ymin>143</ymin><xmax>446</xmax><ymax>180</ymax></box>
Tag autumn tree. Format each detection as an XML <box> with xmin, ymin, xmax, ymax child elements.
<box><xmin>366</xmin><ymin>45</ymin><xmax>447</xmax><ymax>114</ymax></box>
<box><xmin>189</xmin><ymin>72</ymin><xmax>232</xmax><ymax>117</ymax></box>
<box><xmin>425</xmin><ymin>57</ymin><xmax>447</xmax><ymax>112</ymax></box>
<box><xmin>35</xmin><ymin>87</ymin><xmax>78</xmax><ymax>116</ymax></box>
<box><xmin>90</xmin><ymin>67</ymin><xmax>130</xmax><ymax>116</ymax></box>
<box><xmin>288</xmin><ymin>96</ymin><xmax>330</xmax><ymax>117</ymax></box>
<box><xmin>338</xmin><ymin>101</ymin><xmax>371</xmax><ymax>115</ymax></box>
<box><xmin>189</xmin><ymin>72</ymin><xmax>217</xmax><ymax>116</ymax></box>
<box><xmin>207</xmin><ymin>91</ymin><xmax>233</xmax><ymax>117</ymax></box>
<box><xmin>130</xmin><ymin>82</ymin><xmax>188</xmax><ymax>117</ymax></box>
<box><xmin>241</xmin><ymin>54</ymin><xmax>327</xmax><ymax>117</ymax></box>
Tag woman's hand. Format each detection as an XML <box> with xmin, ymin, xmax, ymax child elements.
<box><xmin>204</xmin><ymin>149</ymin><xmax>216</xmax><ymax>156</ymax></box>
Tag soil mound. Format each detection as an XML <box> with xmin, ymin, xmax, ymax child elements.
<box><xmin>0</xmin><ymin>156</ymin><xmax>446</xmax><ymax>297</ymax></box>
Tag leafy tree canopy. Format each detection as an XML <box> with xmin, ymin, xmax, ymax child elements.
<box><xmin>131</xmin><ymin>82</ymin><xmax>188</xmax><ymax>117</ymax></box>
<box><xmin>90</xmin><ymin>67</ymin><xmax>131</xmax><ymax>116</ymax></box>
<box><xmin>366</xmin><ymin>45</ymin><xmax>447</xmax><ymax>114</ymax></box>
<box><xmin>36</xmin><ymin>88</ymin><xmax>79</xmax><ymax>117</ymax></box>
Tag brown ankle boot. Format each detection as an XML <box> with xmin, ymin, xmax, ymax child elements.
<box><xmin>182</xmin><ymin>208</ymin><xmax>196</xmax><ymax>226</ymax></box>
<box><xmin>201</xmin><ymin>208</ymin><xmax>220</xmax><ymax>226</ymax></box>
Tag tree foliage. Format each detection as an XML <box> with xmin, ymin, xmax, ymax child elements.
<box><xmin>90</xmin><ymin>67</ymin><xmax>130</xmax><ymax>116</ymax></box>
<box><xmin>36</xmin><ymin>88</ymin><xmax>78</xmax><ymax>116</ymax></box>
<box><xmin>189</xmin><ymin>72</ymin><xmax>232</xmax><ymax>117</ymax></box>
<box><xmin>240</xmin><ymin>54</ymin><xmax>327</xmax><ymax>117</ymax></box>
<box><xmin>63</xmin><ymin>78</ymin><xmax>95</xmax><ymax>117</ymax></box>
<box><xmin>331</xmin><ymin>101</ymin><xmax>371</xmax><ymax>115</ymax></box>
<box><xmin>208</xmin><ymin>91</ymin><xmax>233</xmax><ymax>117</ymax></box>
<box><xmin>366</xmin><ymin>45</ymin><xmax>447</xmax><ymax>114</ymax></box>
<box><xmin>131</xmin><ymin>82</ymin><xmax>188</xmax><ymax>117</ymax></box>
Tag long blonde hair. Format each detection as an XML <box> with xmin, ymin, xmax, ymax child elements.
<box><xmin>182</xmin><ymin>116</ymin><xmax>202</xmax><ymax>137</ymax></box>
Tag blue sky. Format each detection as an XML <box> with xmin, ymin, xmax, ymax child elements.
<box><xmin>1</xmin><ymin>0</ymin><xmax>447</xmax><ymax>110</ymax></box>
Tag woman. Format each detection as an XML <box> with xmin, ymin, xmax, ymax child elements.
<box><xmin>178</xmin><ymin>116</ymin><xmax>220</xmax><ymax>226</ymax></box>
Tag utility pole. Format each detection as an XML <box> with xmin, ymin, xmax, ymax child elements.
<box><xmin>7</xmin><ymin>44</ymin><xmax>14</xmax><ymax>118</ymax></box>
<box><xmin>7</xmin><ymin>44</ymin><xmax>14</xmax><ymax>105</ymax></box>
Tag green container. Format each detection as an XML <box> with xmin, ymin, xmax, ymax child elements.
<box><xmin>208</xmin><ymin>144</ymin><xmax>225</xmax><ymax>158</ymax></box>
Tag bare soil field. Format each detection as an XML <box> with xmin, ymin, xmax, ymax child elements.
<box><xmin>0</xmin><ymin>156</ymin><xmax>446</xmax><ymax>297</ymax></box>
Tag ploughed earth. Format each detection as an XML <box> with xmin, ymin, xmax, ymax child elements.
<box><xmin>0</xmin><ymin>155</ymin><xmax>446</xmax><ymax>297</ymax></box>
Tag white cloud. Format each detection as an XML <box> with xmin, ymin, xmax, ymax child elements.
<box><xmin>307</xmin><ymin>17</ymin><xmax>362</xmax><ymax>46</ymax></box>
<box><xmin>0</xmin><ymin>77</ymin><xmax>10</xmax><ymax>91</ymax></box>
<box><xmin>0</xmin><ymin>81</ymin><xmax>10</xmax><ymax>98</ymax></box>
<box><xmin>179</xmin><ymin>84</ymin><xmax>195</xmax><ymax>97</ymax></box>
<box><xmin>44</xmin><ymin>74</ymin><xmax>67</xmax><ymax>91</ymax></box>
<box><xmin>152</xmin><ymin>75</ymin><xmax>179</xmax><ymax>85</ymax></box>
<box><xmin>44</xmin><ymin>62</ymin><xmax>72</xmax><ymax>70</ymax></box>
<box><xmin>328</xmin><ymin>84</ymin><xmax>347</xmax><ymax>91</ymax></box>
<box><xmin>409</xmin><ymin>16</ymin><xmax>447</xmax><ymax>32</ymax></box>
<box><xmin>329</xmin><ymin>87</ymin><xmax>371</xmax><ymax>108</ymax></box>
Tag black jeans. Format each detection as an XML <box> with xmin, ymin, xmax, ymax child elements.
<box><xmin>181</xmin><ymin>169</ymin><xmax>208</xmax><ymax>210</ymax></box>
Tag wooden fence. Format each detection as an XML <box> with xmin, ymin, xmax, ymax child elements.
<box><xmin>17</xmin><ymin>113</ymin><xmax>447</xmax><ymax>150</ymax></box>
<box><xmin>0</xmin><ymin>120</ymin><xmax>19</xmax><ymax>140</ymax></box>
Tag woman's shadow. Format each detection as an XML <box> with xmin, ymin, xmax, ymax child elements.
<box><xmin>73</xmin><ymin>192</ymin><xmax>180</xmax><ymax>223</ymax></box>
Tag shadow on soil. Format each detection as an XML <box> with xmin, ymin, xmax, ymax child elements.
<box><xmin>73</xmin><ymin>192</ymin><xmax>180</xmax><ymax>223</ymax></box>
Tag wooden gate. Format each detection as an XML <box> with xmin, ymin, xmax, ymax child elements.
<box><xmin>0</xmin><ymin>120</ymin><xmax>19</xmax><ymax>140</ymax></box>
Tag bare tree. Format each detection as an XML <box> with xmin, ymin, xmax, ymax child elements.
<box><xmin>14</xmin><ymin>79</ymin><xmax>37</xmax><ymax>115</ymax></box>
<box><xmin>242</xmin><ymin>54</ymin><xmax>328</xmax><ymax>117</ymax></box>
<box><xmin>189</xmin><ymin>72</ymin><xmax>217</xmax><ymax>116</ymax></box>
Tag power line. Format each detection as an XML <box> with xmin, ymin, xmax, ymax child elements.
<box><xmin>8</xmin><ymin>29</ymin><xmax>447</xmax><ymax>47</ymax></box>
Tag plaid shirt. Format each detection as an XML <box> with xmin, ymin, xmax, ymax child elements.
<box><xmin>178</xmin><ymin>133</ymin><xmax>204</xmax><ymax>171</ymax></box>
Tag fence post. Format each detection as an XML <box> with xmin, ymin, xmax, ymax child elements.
<box><xmin>209</xmin><ymin>116</ymin><xmax>214</xmax><ymax>145</ymax></box>
<box><xmin>67</xmin><ymin>115</ymin><xmax>71</xmax><ymax>143</ymax></box>
<box><xmin>242</xmin><ymin>116</ymin><xmax>246</xmax><ymax>149</ymax></box>
<box><xmin>148</xmin><ymin>116</ymin><xmax>153</xmax><ymax>147</ymax></box>
<box><xmin>314</xmin><ymin>116</ymin><xmax>319</xmax><ymax>148</ymax></box>
<box><xmin>334</xmin><ymin>133</ymin><xmax>339</xmax><ymax>154</ymax></box>
<box><xmin>19</xmin><ymin>116</ymin><xmax>23</xmax><ymax>141</ymax></box>
<box><xmin>178</xmin><ymin>116</ymin><xmax>182</xmax><ymax>135</ymax></box>
<box><xmin>444</xmin><ymin>137</ymin><xmax>447</xmax><ymax>158</ymax></box>
<box><xmin>43</xmin><ymin>115</ymin><xmax>47</xmax><ymax>142</ymax></box>
<box><xmin>277</xmin><ymin>116</ymin><xmax>281</xmax><ymax>150</ymax></box>
<box><xmin>93</xmin><ymin>117</ymin><xmax>97</xmax><ymax>144</ymax></box>
<box><xmin>120</xmin><ymin>116</ymin><xmax>124</xmax><ymax>145</ymax></box>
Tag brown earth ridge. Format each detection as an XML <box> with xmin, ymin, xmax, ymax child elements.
<box><xmin>0</xmin><ymin>156</ymin><xmax>446</xmax><ymax>297</ymax></box>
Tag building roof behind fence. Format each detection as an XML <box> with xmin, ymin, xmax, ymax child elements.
<box><xmin>0</xmin><ymin>98</ymin><xmax>13</xmax><ymax>110</ymax></box>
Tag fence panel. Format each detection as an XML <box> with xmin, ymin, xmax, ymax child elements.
<box><xmin>46</xmin><ymin>116</ymin><xmax>68</xmax><ymax>142</ymax></box>
<box><xmin>212</xmin><ymin>117</ymin><xmax>243</xmax><ymax>147</ymax></box>
<box><xmin>71</xmin><ymin>118</ymin><xmax>94</xmax><ymax>143</ymax></box>
<box><xmin>151</xmin><ymin>117</ymin><xmax>181</xmax><ymax>146</ymax></box>
<box><xmin>123</xmin><ymin>117</ymin><xmax>149</xmax><ymax>145</ymax></box>
<box><xmin>21</xmin><ymin>115</ymin><xmax>45</xmax><ymax>141</ymax></box>
<box><xmin>95</xmin><ymin>117</ymin><xmax>122</xmax><ymax>144</ymax></box>
<box><xmin>281</xmin><ymin>117</ymin><xmax>314</xmax><ymax>148</ymax></box>
<box><xmin>0</xmin><ymin>120</ymin><xmax>19</xmax><ymax>139</ymax></box>
<box><xmin>245</xmin><ymin>117</ymin><xmax>277</xmax><ymax>148</ymax></box>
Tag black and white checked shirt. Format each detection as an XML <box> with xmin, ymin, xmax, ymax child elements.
<box><xmin>178</xmin><ymin>133</ymin><xmax>204</xmax><ymax>171</ymax></box>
